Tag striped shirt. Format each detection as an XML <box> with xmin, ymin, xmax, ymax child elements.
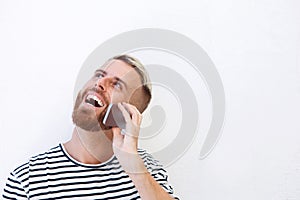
<box><xmin>2</xmin><ymin>144</ymin><xmax>179</xmax><ymax>200</ymax></box>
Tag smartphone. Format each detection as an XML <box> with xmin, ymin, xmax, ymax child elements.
<box><xmin>102</xmin><ymin>103</ymin><xmax>126</xmax><ymax>129</ymax></box>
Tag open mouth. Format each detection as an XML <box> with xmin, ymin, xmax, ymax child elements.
<box><xmin>85</xmin><ymin>94</ymin><xmax>104</xmax><ymax>108</ymax></box>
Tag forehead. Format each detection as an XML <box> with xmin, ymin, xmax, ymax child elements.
<box><xmin>100</xmin><ymin>59</ymin><xmax>142</xmax><ymax>89</ymax></box>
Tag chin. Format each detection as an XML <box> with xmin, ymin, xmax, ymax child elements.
<box><xmin>72</xmin><ymin>108</ymin><xmax>112</xmax><ymax>132</ymax></box>
<box><xmin>72</xmin><ymin>109</ymin><xmax>98</xmax><ymax>131</ymax></box>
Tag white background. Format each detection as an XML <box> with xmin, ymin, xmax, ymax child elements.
<box><xmin>1</xmin><ymin>0</ymin><xmax>300</xmax><ymax>199</ymax></box>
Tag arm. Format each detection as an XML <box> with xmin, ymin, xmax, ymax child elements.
<box><xmin>112</xmin><ymin>102</ymin><xmax>177</xmax><ymax>200</ymax></box>
<box><xmin>2</xmin><ymin>172</ymin><xmax>27</xmax><ymax>200</ymax></box>
<box><xmin>128</xmin><ymin>168</ymin><xmax>176</xmax><ymax>200</ymax></box>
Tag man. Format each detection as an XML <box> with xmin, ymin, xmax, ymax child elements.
<box><xmin>3</xmin><ymin>55</ymin><xmax>179</xmax><ymax>199</ymax></box>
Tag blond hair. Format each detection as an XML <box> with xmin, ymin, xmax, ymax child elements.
<box><xmin>109</xmin><ymin>55</ymin><xmax>152</xmax><ymax>112</ymax></box>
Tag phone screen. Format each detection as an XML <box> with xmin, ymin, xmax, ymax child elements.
<box><xmin>102</xmin><ymin>103</ymin><xmax>126</xmax><ymax>129</ymax></box>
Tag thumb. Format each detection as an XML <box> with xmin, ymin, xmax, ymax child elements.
<box><xmin>111</xmin><ymin>127</ymin><xmax>123</xmax><ymax>146</ymax></box>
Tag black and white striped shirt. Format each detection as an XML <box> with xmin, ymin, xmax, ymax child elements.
<box><xmin>2</xmin><ymin>144</ymin><xmax>179</xmax><ymax>199</ymax></box>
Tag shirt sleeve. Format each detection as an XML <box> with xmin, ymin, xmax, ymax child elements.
<box><xmin>2</xmin><ymin>172</ymin><xmax>28</xmax><ymax>200</ymax></box>
<box><xmin>143</xmin><ymin>152</ymin><xmax>180</xmax><ymax>200</ymax></box>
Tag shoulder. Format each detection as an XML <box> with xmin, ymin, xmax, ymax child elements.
<box><xmin>3</xmin><ymin>145</ymin><xmax>64</xmax><ymax>199</ymax></box>
<box><xmin>137</xmin><ymin>148</ymin><xmax>166</xmax><ymax>173</ymax></box>
<box><xmin>29</xmin><ymin>144</ymin><xmax>64</xmax><ymax>163</ymax></box>
<box><xmin>137</xmin><ymin>149</ymin><xmax>161</xmax><ymax>164</ymax></box>
<box><xmin>11</xmin><ymin>144</ymin><xmax>63</xmax><ymax>178</ymax></box>
<box><xmin>137</xmin><ymin>149</ymin><xmax>179</xmax><ymax>199</ymax></box>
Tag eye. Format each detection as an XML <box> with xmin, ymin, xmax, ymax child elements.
<box><xmin>94</xmin><ymin>72</ymin><xmax>104</xmax><ymax>78</ymax></box>
<box><xmin>113</xmin><ymin>81</ymin><xmax>122</xmax><ymax>90</ymax></box>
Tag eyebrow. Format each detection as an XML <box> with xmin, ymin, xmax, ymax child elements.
<box><xmin>95</xmin><ymin>69</ymin><xmax>128</xmax><ymax>89</ymax></box>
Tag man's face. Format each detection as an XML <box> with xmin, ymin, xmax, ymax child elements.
<box><xmin>72</xmin><ymin>59</ymin><xmax>143</xmax><ymax>132</ymax></box>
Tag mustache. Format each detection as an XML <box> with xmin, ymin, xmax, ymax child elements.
<box><xmin>81</xmin><ymin>87</ymin><xmax>110</xmax><ymax>104</ymax></box>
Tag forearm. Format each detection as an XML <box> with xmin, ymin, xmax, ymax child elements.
<box><xmin>128</xmin><ymin>168</ymin><xmax>176</xmax><ymax>200</ymax></box>
<box><xmin>121</xmin><ymin>155</ymin><xmax>174</xmax><ymax>200</ymax></box>
<box><xmin>111</xmin><ymin>103</ymin><xmax>177</xmax><ymax>199</ymax></box>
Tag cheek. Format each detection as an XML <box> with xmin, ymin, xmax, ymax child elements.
<box><xmin>80</xmin><ymin>80</ymin><xmax>95</xmax><ymax>96</ymax></box>
<box><xmin>83</xmin><ymin>79</ymin><xmax>94</xmax><ymax>89</ymax></box>
<box><xmin>110</xmin><ymin>92</ymin><xmax>130</xmax><ymax>103</ymax></box>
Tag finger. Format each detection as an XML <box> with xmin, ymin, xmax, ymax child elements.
<box><xmin>121</xmin><ymin>102</ymin><xmax>141</xmax><ymax>115</ymax></box>
<box><xmin>111</xmin><ymin>127</ymin><xmax>123</xmax><ymax>145</ymax></box>
<box><xmin>120</xmin><ymin>103</ymin><xmax>142</xmax><ymax>125</ymax></box>
<box><xmin>117</xmin><ymin>103</ymin><xmax>140</xmax><ymax>139</ymax></box>
<box><xmin>117</xmin><ymin>103</ymin><xmax>131</xmax><ymax>123</ymax></box>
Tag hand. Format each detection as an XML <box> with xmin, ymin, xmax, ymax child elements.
<box><xmin>111</xmin><ymin>102</ymin><xmax>147</xmax><ymax>174</ymax></box>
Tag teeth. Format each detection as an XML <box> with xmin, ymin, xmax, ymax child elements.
<box><xmin>87</xmin><ymin>94</ymin><xmax>104</xmax><ymax>107</ymax></box>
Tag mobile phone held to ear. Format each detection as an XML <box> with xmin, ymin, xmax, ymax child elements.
<box><xmin>103</xmin><ymin>103</ymin><xmax>126</xmax><ymax>129</ymax></box>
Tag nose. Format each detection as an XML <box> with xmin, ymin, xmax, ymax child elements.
<box><xmin>94</xmin><ymin>76</ymin><xmax>112</xmax><ymax>91</ymax></box>
<box><xmin>94</xmin><ymin>77</ymin><xmax>105</xmax><ymax>91</ymax></box>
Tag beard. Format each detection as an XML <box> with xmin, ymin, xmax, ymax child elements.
<box><xmin>72</xmin><ymin>90</ymin><xmax>110</xmax><ymax>132</ymax></box>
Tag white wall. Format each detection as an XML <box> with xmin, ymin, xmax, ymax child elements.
<box><xmin>1</xmin><ymin>0</ymin><xmax>300</xmax><ymax>199</ymax></box>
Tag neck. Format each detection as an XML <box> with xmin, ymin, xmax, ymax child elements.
<box><xmin>63</xmin><ymin>126</ymin><xmax>114</xmax><ymax>164</ymax></box>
